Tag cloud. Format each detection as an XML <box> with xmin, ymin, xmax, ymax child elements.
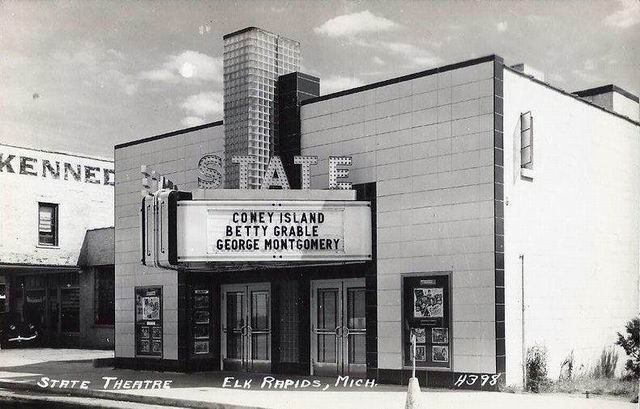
<box><xmin>372</xmin><ymin>56</ymin><xmax>386</xmax><ymax>66</ymax></box>
<box><xmin>604</xmin><ymin>0</ymin><xmax>640</xmax><ymax>28</ymax></box>
<box><xmin>496</xmin><ymin>21</ymin><xmax>508</xmax><ymax>32</ymax></box>
<box><xmin>181</xmin><ymin>91</ymin><xmax>223</xmax><ymax>117</ymax></box>
<box><xmin>314</xmin><ymin>10</ymin><xmax>401</xmax><ymax>37</ymax></box>
<box><xmin>182</xmin><ymin>116</ymin><xmax>206</xmax><ymax>127</ymax></box>
<box><xmin>377</xmin><ymin>41</ymin><xmax>442</xmax><ymax>68</ymax></box>
<box><xmin>140</xmin><ymin>51</ymin><xmax>222</xmax><ymax>83</ymax></box>
<box><xmin>180</xmin><ymin>91</ymin><xmax>223</xmax><ymax>125</ymax></box>
<box><xmin>321</xmin><ymin>76</ymin><xmax>364</xmax><ymax>94</ymax></box>
<box><xmin>49</xmin><ymin>42</ymin><xmax>137</xmax><ymax>96</ymax></box>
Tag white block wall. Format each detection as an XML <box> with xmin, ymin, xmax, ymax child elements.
<box><xmin>502</xmin><ymin>69</ymin><xmax>640</xmax><ymax>385</ymax></box>
<box><xmin>300</xmin><ymin>61</ymin><xmax>498</xmax><ymax>373</ymax></box>
<box><xmin>0</xmin><ymin>144</ymin><xmax>113</xmax><ymax>265</ymax></box>
<box><xmin>114</xmin><ymin>125</ymin><xmax>224</xmax><ymax>359</ymax></box>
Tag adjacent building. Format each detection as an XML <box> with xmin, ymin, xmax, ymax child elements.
<box><xmin>0</xmin><ymin>144</ymin><xmax>115</xmax><ymax>349</ymax></box>
<box><xmin>113</xmin><ymin>27</ymin><xmax>639</xmax><ymax>388</ymax></box>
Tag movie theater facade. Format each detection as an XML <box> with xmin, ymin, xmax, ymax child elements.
<box><xmin>114</xmin><ymin>54</ymin><xmax>639</xmax><ymax>388</ymax></box>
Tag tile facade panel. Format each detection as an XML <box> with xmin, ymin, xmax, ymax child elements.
<box><xmin>114</xmin><ymin>124</ymin><xmax>224</xmax><ymax>359</ymax></box>
<box><xmin>300</xmin><ymin>60</ymin><xmax>497</xmax><ymax>374</ymax></box>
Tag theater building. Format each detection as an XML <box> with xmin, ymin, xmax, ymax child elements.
<box><xmin>0</xmin><ymin>144</ymin><xmax>116</xmax><ymax>349</ymax></box>
<box><xmin>113</xmin><ymin>27</ymin><xmax>639</xmax><ymax>388</ymax></box>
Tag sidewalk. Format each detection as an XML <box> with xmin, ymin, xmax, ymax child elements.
<box><xmin>0</xmin><ymin>349</ymin><xmax>634</xmax><ymax>409</ymax></box>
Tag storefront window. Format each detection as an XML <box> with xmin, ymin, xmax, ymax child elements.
<box><xmin>402</xmin><ymin>274</ymin><xmax>451</xmax><ymax>369</ymax></box>
<box><xmin>94</xmin><ymin>267</ymin><xmax>115</xmax><ymax>325</ymax></box>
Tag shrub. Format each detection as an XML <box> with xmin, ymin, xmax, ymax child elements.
<box><xmin>592</xmin><ymin>347</ymin><xmax>619</xmax><ymax>379</ymax></box>
<box><xmin>616</xmin><ymin>317</ymin><xmax>640</xmax><ymax>379</ymax></box>
<box><xmin>526</xmin><ymin>344</ymin><xmax>549</xmax><ymax>392</ymax></box>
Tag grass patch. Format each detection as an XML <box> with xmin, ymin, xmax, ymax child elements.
<box><xmin>549</xmin><ymin>376</ymin><xmax>638</xmax><ymax>400</ymax></box>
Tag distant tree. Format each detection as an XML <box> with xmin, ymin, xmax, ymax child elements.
<box><xmin>616</xmin><ymin>317</ymin><xmax>640</xmax><ymax>378</ymax></box>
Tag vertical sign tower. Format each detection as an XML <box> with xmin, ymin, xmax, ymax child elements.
<box><xmin>223</xmin><ymin>27</ymin><xmax>300</xmax><ymax>189</ymax></box>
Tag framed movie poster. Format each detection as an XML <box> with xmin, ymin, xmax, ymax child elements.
<box><xmin>403</xmin><ymin>273</ymin><xmax>451</xmax><ymax>369</ymax></box>
<box><xmin>411</xmin><ymin>327</ymin><xmax>426</xmax><ymax>343</ymax></box>
<box><xmin>194</xmin><ymin>311</ymin><xmax>210</xmax><ymax>324</ymax></box>
<box><xmin>413</xmin><ymin>288</ymin><xmax>444</xmax><ymax>318</ymax></box>
<box><xmin>432</xmin><ymin>346</ymin><xmax>449</xmax><ymax>363</ymax></box>
<box><xmin>135</xmin><ymin>287</ymin><xmax>162</xmax><ymax>357</ymax></box>
<box><xmin>413</xmin><ymin>345</ymin><xmax>427</xmax><ymax>361</ymax></box>
<box><xmin>432</xmin><ymin>328</ymin><xmax>449</xmax><ymax>344</ymax></box>
<box><xmin>194</xmin><ymin>340</ymin><xmax>210</xmax><ymax>355</ymax></box>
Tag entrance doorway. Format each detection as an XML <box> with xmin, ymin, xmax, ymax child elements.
<box><xmin>311</xmin><ymin>278</ymin><xmax>366</xmax><ymax>377</ymax></box>
<box><xmin>220</xmin><ymin>283</ymin><xmax>271</xmax><ymax>372</ymax></box>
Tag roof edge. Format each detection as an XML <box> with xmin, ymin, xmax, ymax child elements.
<box><xmin>115</xmin><ymin>120</ymin><xmax>223</xmax><ymax>150</ymax></box>
<box><xmin>505</xmin><ymin>67</ymin><xmax>639</xmax><ymax>126</ymax></box>
<box><xmin>301</xmin><ymin>54</ymin><xmax>500</xmax><ymax>106</ymax></box>
<box><xmin>0</xmin><ymin>143</ymin><xmax>114</xmax><ymax>163</ymax></box>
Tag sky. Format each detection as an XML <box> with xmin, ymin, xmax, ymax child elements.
<box><xmin>1</xmin><ymin>0</ymin><xmax>639</xmax><ymax>159</ymax></box>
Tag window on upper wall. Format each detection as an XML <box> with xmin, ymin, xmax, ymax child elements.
<box><xmin>38</xmin><ymin>202</ymin><xmax>58</xmax><ymax>246</ymax></box>
<box><xmin>520</xmin><ymin>111</ymin><xmax>533</xmax><ymax>169</ymax></box>
<box><xmin>94</xmin><ymin>266</ymin><xmax>115</xmax><ymax>326</ymax></box>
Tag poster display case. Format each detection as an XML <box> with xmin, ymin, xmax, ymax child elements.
<box><xmin>191</xmin><ymin>288</ymin><xmax>211</xmax><ymax>356</ymax></box>
<box><xmin>135</xmin><ymin>287</ymin><xmax>162</xmax><ymax>357</ymax></box>
<box><xmin>403</xmin><ymin>274</ymin><xmax>451</xmax><ymax>369</ymax></box>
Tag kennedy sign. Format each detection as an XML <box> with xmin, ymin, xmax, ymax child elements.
<box><xmin>175</xmin><ymin>199</ymin><xmax>371</xmax><ymax>263</ymax></box>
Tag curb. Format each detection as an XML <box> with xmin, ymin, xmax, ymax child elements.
<box><xmin>0</xmin><ymin>380</ymin><xmax>267</xmax><ymax>409</ymax></box>
<box><xmin>93</xmin><ymin>357</ymin><xmax>115</xmax><ymax>368</ymax></box>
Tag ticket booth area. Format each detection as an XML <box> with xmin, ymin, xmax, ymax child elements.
<box><xmin>139</xmin><ymin>182</ymin><xmax>376</xmax><ymax>376</ymax></box>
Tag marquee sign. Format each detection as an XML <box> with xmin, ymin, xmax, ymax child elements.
<box><xmin>142</xmin><ymin>192</ymin><xmax>371</xmax><ymax>268</ymax></box>
<box><xmin>177</xmin><ymin>200</ymin><xmax>371</xmax><ymax>263</ymax></box>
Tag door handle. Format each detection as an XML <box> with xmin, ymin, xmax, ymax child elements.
<box><xmin>343</xmin><ymin>326</ymin><xmax>350</xmax><ymax>337</ymax></box>
<box><xmin>335</xmin><ymin>326</ymin><xmax>343</xmax><ymax>338</ymax></box>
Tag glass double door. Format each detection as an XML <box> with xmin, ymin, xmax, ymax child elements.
<box><xmin>221</xmin><ymin>283</ymin><xmax>271</xmax><ymax>373</ymax></box>
<box><xmin>311</xmin><ymin>278</ymin><xmax>366</xmax><ymax>377</ymax></box>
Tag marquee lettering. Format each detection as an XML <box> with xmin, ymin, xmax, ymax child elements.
<box><xmin>197</xmin><ymin>154</ymin><xmax>352</xmax><ymax>190</ymax></box>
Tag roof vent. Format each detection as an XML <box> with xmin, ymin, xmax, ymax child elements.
<box><xmin>510</xmin><ymin>63</ymin><xmax>545</xmax><ymax>82</ymax></box>
<box><xmin>573</xmin><ymin>85</ymin><xmax>639</xmax><ymax>121</ymax></box>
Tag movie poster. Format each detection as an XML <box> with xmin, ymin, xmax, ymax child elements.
<box><xmin>432</xmin><ymin>346</ymin><xmax>449</xmax><ymax>363</ymax></box>
<box><xmin>142</xmin><ymin>296</ymin><xmax>160</xmax><ymax>320</ymax></box>
<box><xmin>194</xmin><ymin>311</ymin><xmax>210</xmax><ymax>324</ymax></box>
<box><xmin>413</xmin><ymin>288</ymin><xmax>444</xmax><ymax>318</ymax></box>
<box><xmin>139</xmin><ymin>340</ymin><xmax>150</xmax><ymax>353</ymax></box>
<box><xmin>432</xmin><ymin>328</ymin><xmax>449</xmax><ymax>344</ymax></box>
<box><xmin>139</xmin><ymin>326</ymin><xmax>150</xmax><ymax>339</ymax></box>
<box><xmin>410</xmin><ymin>327</ymin><xmax>426</xmax><ymax>343</ymax></box>
<box><xmin>194</xmin><ymin>341</ymin><xmax>210</xmax><ymax>355</ymax></box>
<box><xmin>413</xmin><ymin>345</ymin><xmax>426</xmax><ymax>361</ymax></box>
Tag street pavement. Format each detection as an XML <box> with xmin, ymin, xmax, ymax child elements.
<box><xmin>0</xmin><ymin>348</ymin><xmax>635</xmax><ymax>409</ymax></box>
